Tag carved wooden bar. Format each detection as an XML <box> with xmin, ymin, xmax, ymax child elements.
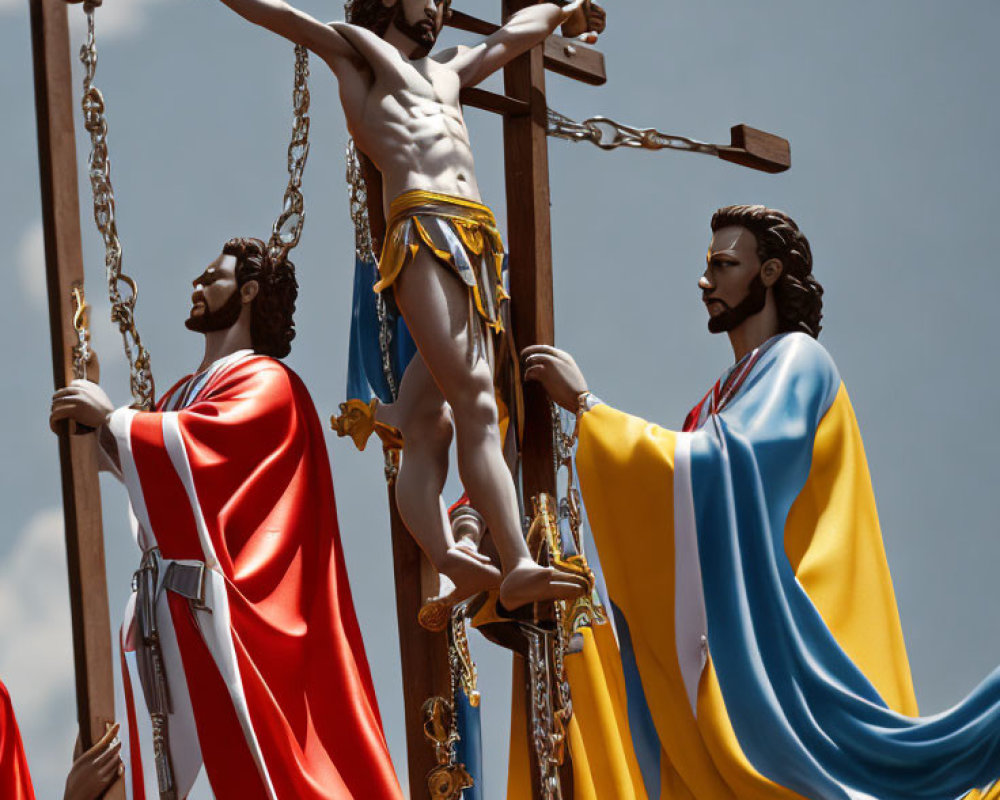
<box><xmin>29</xmin><ymin>1</ymin><xmax>125</xmax><ymax>798</ymax></box>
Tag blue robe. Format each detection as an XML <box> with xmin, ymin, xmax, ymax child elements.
<box><xmin>576</xmin><ymin>332</ymin><xmax>1000</xmax><ymax>799</ymax></box>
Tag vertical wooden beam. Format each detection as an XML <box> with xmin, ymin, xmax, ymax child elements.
<box><xmin>502</xmin><ymin>1</ymin><xmax>556</xmax><ymax>498</ymax></box>
<box><xmin>384</xmin><ymin>451</ymin><xmax>452</xmax><ymax>798</ymax></box>
<box><xmin>30</xmin><ymin>4</ymin><xmax>123</xmax><ymax>797</ymax></box>
<box><xmin>502</xmin><ymin>3</ymin><xmax>573</xmax><ymax>796</ymax></box>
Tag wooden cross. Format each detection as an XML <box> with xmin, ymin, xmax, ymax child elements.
<box><xmin>368</xmin><ymin>4</ymin><xmax>610</xmax><ymax>797</ymax></box>
<box><xmin>29</xmin><ymin>1</ymin><xmax>125</xmax><ymax>798</ymax></box>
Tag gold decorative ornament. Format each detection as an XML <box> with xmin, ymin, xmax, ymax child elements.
<box><xmin>422</xmin><ymin>696</ymin><xmax>475</xmax><ymax>800</ymax></box>
<box><xmin>71</xmin><ymin>286</ymin><xmax>92</xmax><ymax>381</ymax></box>
<box><xmin>330</xmin><ymin>398</ymin><xmax>403</xmax><ymax>451</ymax></box>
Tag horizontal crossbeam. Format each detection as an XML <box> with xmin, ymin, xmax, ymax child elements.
<box><xmin>717</xmin><ymin>124</ymin><xmax>791</xmax><ymax>173</ymax></box>
<box><xmin>460</xmin><ymin>87</ymin><xmax>530</xmax><ymax>116</ymax></box>
<box><xmin>449</xmin><ymin>9</ymin><xmax>496</xmax><ymax>35</ymax></box>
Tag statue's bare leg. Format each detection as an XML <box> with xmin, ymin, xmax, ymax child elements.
<box><xmin>393</xmin><ymin>250</ymin><xmax>590</xmax><ymax>610</ymax></box>
<box><xmin>389</xmin><ymin>351</ymin><xmax>502</xmax><ymax>602</ymax></box>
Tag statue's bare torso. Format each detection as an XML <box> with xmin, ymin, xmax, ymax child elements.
<box><xmin>331</xmin><ymin>23</ymin><xmax>482</xmax><ymax>207</ymax></box>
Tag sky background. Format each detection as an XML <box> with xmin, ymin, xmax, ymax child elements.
<box><xmin>3</xmin><ymin>0</ymin><xmax>1000</xmax><ymax>797</ymax></box>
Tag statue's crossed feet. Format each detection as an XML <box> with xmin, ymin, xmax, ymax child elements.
<box><xmin>420</xmin><ymin>551</ymin><xmax>594</xmax><ymax>629</ymax></box>
<box><xmin>497</xmin><ymin>558</ymin><xmax>591</xmax><ymax>613</ymax></box>
<box><xmin>418</xmin><ymin>544</ymin><xmax>502</xmax><ymax>632</ymax></box>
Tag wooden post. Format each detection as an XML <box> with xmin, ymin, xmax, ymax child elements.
<box><xmin>501</xmin><ymin>2</ymin><xmax>571</xmax><ymax>796</ymax></box>
<box><xmin>29</xmin><ymin>3</ymin><xmax>124</xmax><ymax>798</ymax></box>
<box><xmin>502</xmin><ymin>0</ymin><xmax>557</xmax><ymax>498</ymax></box>
<box><xmin>383</xmin><ymin>449</ymin><xmax>453</xmax><ymax>797</ymax></box>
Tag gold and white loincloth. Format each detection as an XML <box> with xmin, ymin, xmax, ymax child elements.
<box><xmin>375</xmin><ymin>189</ymin><xmax>509</xmax><ymax>334</ymax></box>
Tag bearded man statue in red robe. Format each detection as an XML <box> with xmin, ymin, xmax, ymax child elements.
<box><xmin>50</xmin><ymin>238</ymin><xmax>403</xmax><ymax>800</ymax></box>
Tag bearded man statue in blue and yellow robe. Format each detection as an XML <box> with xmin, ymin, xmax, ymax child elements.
<box><xmin>524</xmin><ymin>205</ymin><xmax>1000</xmax><ymax>800</ymax></box>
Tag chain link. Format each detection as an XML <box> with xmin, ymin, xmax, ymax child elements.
<box><xmin>346</xmin><ymin>140</ymin><xmax>400</xmax><ymax>399</ymax></box>
<box><xmin>548</xmin><ymin>108</ymin><xmax>719</xmax><ymax>157</ymax></box>
<box><xmin>345</xmin><ymin>140</ymin><xmax>376</xmax><ymax>261</ymax></box>
<box><xmin>79</xmin><ymin>5</ymin><xmax>154</xmax><ymax>409</ymax></box>
<box><xmin>268</xmin><ymin>45</ymin><xmax>311</xmax><ymax>266</ymax></box>
<box><xmin>71</xmin><ymin>287</ymin><xmax>92</xmax><ymax>381</ymax></box>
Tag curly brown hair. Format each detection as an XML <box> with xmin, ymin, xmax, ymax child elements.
<box><xmin>344</xmin><ymin>0</ymin><xmax>396</xmax><ymax>34</ymax></box>
<box><xmin>221</xmin><ymin>237</ymin><xmax>298</xmax><ymax>358</ymax></box>
<box><xmin>710</xmin><ymin>205</ymin><xmax>824</xmax><ymax>338</ymax></box>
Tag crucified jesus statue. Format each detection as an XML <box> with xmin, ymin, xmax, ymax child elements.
<box><xmin>214</xmin><ymin>0</ymin><xmax>604</xmax><ymax>610</ymax></box>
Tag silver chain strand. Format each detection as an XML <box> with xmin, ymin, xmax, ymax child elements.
<box><xmin>526</xmin><ymin>626</ymin><xmax>562</xmax><ymax>800</ymax></box>
<box><xmin>547</xmin><ymin>108</ymin><xmax>719</xmax><ymax>157</ymax></box>
<box><xmin>268</xmin><ymin>45</ymin><xmax>311</xmax><ymax>266</ymax></box>
<box><xmin>346</xmin><ymin>140</ymin><xmax>399</xmax><ymax>399</ymax></box>
<box><xmin>345</xmin><ymin>140</ymin><xmax>376</xmax><ymax>261</ymax></box>
<box><xmin>551</xmin><ymin>401</ymin><xmax>584</xmax><ymax>558</ymax></box>
<box><xmin>79</xmin><ymin>5</ymin><xmax>154</xmax><ymax>409</ymax></box>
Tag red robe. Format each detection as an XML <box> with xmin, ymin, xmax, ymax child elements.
<box><xmin>108</xmin><ymin>354</ymin><xmax>402</xmax><ymax>800</ymax></box>
<box><xmin>0</xmin><ymin>681</ymin><xmax>35</xmax><ymax>800</ymax></box>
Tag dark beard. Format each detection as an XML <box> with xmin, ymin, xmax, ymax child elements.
<box><xmin>392</xmin><ymin>10</ymin><xmax>437</xmax><ymax>50</ymax></box>
<box><xmin>185</xmin><ymin>287</ymin><xmax>244</xmax><ymax>333</ymax></box>
<box><xmin>707</xmin><ymin>275</ymin><xmax>768</xmax><ymax>334</ymax></box>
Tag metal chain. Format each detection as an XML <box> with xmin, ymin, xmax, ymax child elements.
<box><xmin>71</xmin><ymin>287</ymin><xmax>92</xmax><ymax>381</ymax></box>
<box><xmin>268</xmin><ymin>45</ymin><xmax>311</xmax><ymax>266</ymax></box>
<box><xmin>551</xmin><ymin>402</ymin><xmax>584</xmax><ymax>557</ymax></box>
<box><xmin>345</xmin><ymin>140</ymin><xmax>376</xmax><ymax>261</ymax></box>
<box><xmin>450</xmin><ymin>605</ymin><xmax>481</xmax><ymax>708</ymax></box>
<box><xmin>525</xmin><ymin>625</ymin><xmax>562</xmax><ymax>800</ymax></box>
<box><xmin>346</xmin><ymin>140</ymin><xmax>399</xmax><ymax>399</ymax></box>
<box><xmin>548</xmin><ymin>108</ymin><xmax>719</xmax><ymax>157</ymax></box>
<box><xmin>79</xmin><ymin>5</ymin><xmax>154</xmax><ymax>409</ymax></box>
<box><xmin>550</xmin><ymin>401</ymin><xmax>607</xmax><ymax>635</ymax></box>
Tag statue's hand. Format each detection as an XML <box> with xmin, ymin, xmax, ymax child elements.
<box><xmin>64</xmin><ymin>723</ymin><xmax>122</xmax><ymax>800</ymax></box>
<box><xmin>522</xmin><ymin>345</ymin><xmax>589</xmax><ymax>412</ymax></box>
<box><xmin>50</xmin><ymin>379</ymin><xmax>115</xmax><ymax>433</ymax></box>
<box><xmin>560</xmin><ymin>0</ymin><xmax>605</xmax><ymax>42</ymax></box>
<box><xmin>585</xmin><ymin>2</ymin><xmax>606</xmax><ymax>36</ymax></box>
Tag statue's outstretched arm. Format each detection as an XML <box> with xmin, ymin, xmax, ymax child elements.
<box><xmin>215</xmin><ymin>0</ymin><xmax>366</xmax><ymax>77</ymax></box>
<box><xmin>441</xmin><ymin>0</ymin><xmax>594</xmax><ymax>88</ymax></box>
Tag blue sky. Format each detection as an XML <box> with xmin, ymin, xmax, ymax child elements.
<box><xmin>2</xmin><ymin>1</ymin><xmax>1000</xmax><ymax>797</ymax></box>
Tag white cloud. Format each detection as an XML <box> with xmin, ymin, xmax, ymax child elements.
<box><xmin>0</xmin><ymin>509</ymin><xmax>77</xmax><ymax>798</ymax></box>
<box><xmin>67</xmin><ymin>0</ymin><xmax>166</xmax><ymax>42</ymax></box>
<box><xmin>0</xmin><ymin>509</ymin><xmax>74</xmax><ymax>719</ymax></box>
<box><xmin>1</xmin><ymin>0</ymin><xmax>170</xmax><ymax>43</ymax></box>
<box><xmin>16</xmin><ymin>221</ymin><xmax>46</xmax><ymax>310</ymax></box>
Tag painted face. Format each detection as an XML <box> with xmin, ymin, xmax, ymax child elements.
<box><xmin>699</xmin><ymin>226</ymin><xmax>768</xmax><ymax>334</ymax></box>
<box><xmin>391</xmin><ymin>0</ymin><xmax>451</xmax><ymax>50</ymax></box>
<box><xmin>185</xmin><ymin>253</ymin><xmax>243</xmax><ymax>333</ymax></box>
